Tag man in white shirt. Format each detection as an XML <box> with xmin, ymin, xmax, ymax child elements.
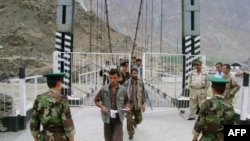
<box><xmin>135</xmin><ymin>58</ymin><xmax>143</xmax><ymax>80</ymax></box>
<box><xmin>214</xmin><ymin>62</ymin><xmax>224</xmax><ymax>78</ymax></box>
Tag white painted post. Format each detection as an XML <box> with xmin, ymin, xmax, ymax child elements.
<box><xmin>240</xmin><ymin>73</ymin><xmax>249</xmax><ymax>120</ymax></box>
<box><xmin>53</xmin><ymin>51</ymin><xmax>60</xmax><ymax>72</ymax></box>
<box><xmin>34</xmin><ymin>77</ymin><xmax>38</xmax><ymax>97</ymax></box>
<box><xmin>19</xmin><ymin>68</ymin><xmax>26</xmax><ymax>116</ymax></box>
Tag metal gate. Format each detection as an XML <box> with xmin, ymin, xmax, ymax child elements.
<box><xmin>143</xmin><ymin>53</ymin><xmax>206</xmax><ymax>108</ymax></box>
<box><xmin>55</xmin><ymin>52</ymin><xmax>131</xmax><ymax>106</ymax></box>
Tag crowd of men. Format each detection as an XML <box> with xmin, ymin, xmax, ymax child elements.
<box><xmin>27</xmin><ymin>56</ymin><xmax>248</xmax><ymax>141</ymax></box>
<box><xmin>29</xmin><ymin>56</ymin><xmax>146</xmax><ymax>141</ymax></box>
<box><xmin>187</xmin><ymin>59</ymin><xmax>247</xmax><ymax>141</ymax></box>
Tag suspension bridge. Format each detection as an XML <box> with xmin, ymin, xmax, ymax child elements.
<box><xmin>0</xmin><ymin>0</ymin><xmax>249</xmax><ymax>140</ymax></box>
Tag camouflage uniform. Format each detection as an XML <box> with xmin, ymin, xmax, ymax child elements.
<box><xmin>119</xmin><ymin>71</ymin><xmax>130</xmax><ymax>85</ymax></box>
<box><xmin>193</xmin><ymin>95</ymin><xmax>235</xmax><ymax>141</ymax></box>
<box><xmin>30</xmin><ymin>89</ymin><xmax>75</xmax><ymax>141</ymax></box>
<box><xmin>188</xmin><ymin>70</ymin><xmax>209</xmax><ymax>119</ymax></box>
<box><xmin>222</xmin><ymin>73</ymin><xmax>240</xmax><ymax>104</ymax></box>
<box><xmin>124</xmin><ymin>78</ymin><xmax>145</xmax><ymax>138</ymax></box>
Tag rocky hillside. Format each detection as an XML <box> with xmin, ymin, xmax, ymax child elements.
<box><xmin>0</xmin><ymin>0</ymin><xmax>133</xmax><ymax>80</ymax></box>
<box><xmin>78</xmin><ymin>0</ymin><xmax>250</xmax><ymax>65</ymax></box>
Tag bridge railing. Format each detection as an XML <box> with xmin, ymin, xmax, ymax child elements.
<box><xmin>142</xmin><ymin>53</ymin><xmax>206</xmax><ymax>108</ymax></box>
<box><xmin>60</xmin><ymin>52</ymin><xmax>132</xmax><ymax>106</ymax></box>
<box><xmin>0</xmin><ymin>75</ymin><xmax>45</xmax><ymax>117</ymax></box>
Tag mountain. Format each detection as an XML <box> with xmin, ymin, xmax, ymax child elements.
<box><xmin>0</xmin><ymin>0</ymin><xmax>132</xmax><ymax>79</ymax></box>
<box><xmin>77</xmin><ymin>0</ymin><xmax>250</xmax><ymax>65</ymax></box>
<box><xmin>0</xmin><ymin>0</ymin><xmax>249</xmax><ymax>80</ymax></box>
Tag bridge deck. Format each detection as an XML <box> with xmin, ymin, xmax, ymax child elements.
<box><xmin>0</xmin><ymin>107</ymin><xmax>194</xmax><ymax>141</ymax></box>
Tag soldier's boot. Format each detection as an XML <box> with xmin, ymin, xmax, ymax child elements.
<box><xmin>0</xmin><ymin>120</ymin><xmax>7</xmax><ymax>132</ymax></box>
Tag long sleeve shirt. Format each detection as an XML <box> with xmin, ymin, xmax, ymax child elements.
<box><xmin>30</xmin><ymin>89</ymin><xmax>75</xmax><ymax>138</ymax></box>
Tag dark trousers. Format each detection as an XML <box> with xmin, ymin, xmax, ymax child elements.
<box><xmin>103</xmin><ymin>75</ymin><xmax>109</xmax><ymax>86</ymax></box>
<box><xmin>104</xmin><ymin>117</ymin><xmax>123</xmax><ymax>141</ymax></box>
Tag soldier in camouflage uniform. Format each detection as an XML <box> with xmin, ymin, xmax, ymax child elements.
<box><xmin>192</xmin><ymin>77</ymin><xmax>235</xmax><ymax>141</ymax></box>
<box><xmin>118</xmin><ymin>61</ymin><xmax>130</xmax><ymax>85</ymax></box>
<box><xmin>222</xmin><ymin>64</ymin><xmax>240</xmax><ymax>104</ymax></box>
<box><xmin>30</xmin><ymin>72</ymin><xmax>75</xmax><ymax>141</ymax></box>
<box><xmin>188</xmin><ymin>60</ymin><xmax>209</xmax><ymax>120</ymax></box>
<box><xmin>124</xmin><ymin>68</ymin><xmax>146</xmax><ymax>140</ymax></box>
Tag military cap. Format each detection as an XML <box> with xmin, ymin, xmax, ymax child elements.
<box><xmin>193</xmin><ymin>59</ymin><xmax>202</xmax><ymax>65</ymax></box>
<box><xmin>208</xmin><ymin>77</ymin><xmax>229</xmax><ymax>83</ymax></box>
<box><xmin>209</xmin><ymin>77</ymin><xmax>229</xmax><ymax>88</ymax></box>
<box><xmin>120</xmin><ymin>61</ymin><xmax>129</xmax><ymax>66</ymax></box>
<box><xmin>43</xmin><ymin>72</ymin><xmax>66</xmax><ymax>81</ymax></box>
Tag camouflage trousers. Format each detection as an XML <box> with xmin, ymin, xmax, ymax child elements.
<box><xmin>200</xmin><ymin>132</ymin><xmax>224</xmax><ymax>141</ymax></box>
<box><xmin>126</xmin><ymin>108</ymin><xmax>143</xmax><ymax>137</ymax></box>
<box><xmin>38</xmin><ymin>130</ymin><xmax>69</xmax><ymax>141</ymax></box>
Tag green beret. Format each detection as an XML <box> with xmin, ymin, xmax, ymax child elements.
<box><xmin>120</xmin><ymin>61</ymin><xmax>129</xmax><ymax>66</ymax></box>
<box><xmin>208</xmin><ymin>77</ymin><xmax>229</xmax><ymax>83</ymax></box>
<box><xmin>43</xmin><ymin>72</ymin><xmax>66</xmax><ymax>77</ymax></box>
<box><xmin>43</xmin><ymin>72</ymin><xmax>66</xmax><ymax>82</ymax></box>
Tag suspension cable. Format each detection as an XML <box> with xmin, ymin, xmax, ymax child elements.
<box><xmin>160</xmin><ymin>0</ymin><xmax>163</xmax><ymax>53</ymax></box>
<box><xmin>101</xmin><ymin>0</ymin><xmax>103</xmax><ymax>52</ymax></box>
<box><xmin>145</xmin><ymin>0</ymin><xmax>148</xmax><ymax>52</ymax></box>
<box><xmin>96</xmin><ymin>0</ymin><xmax>99</xmax><ymax>50</ymax></box>
<box><xmin>131</xmin><ymin>0</ymin><xmax>143</xmax><ymax>57</ymax></box>
<box><xmin>150</xmin><ymin>0</ymin><xmax>154</xmax><ymax>77</ymax></box>
<box><xmin>141</xmin><ymin>2</ymin><xmax>144</xmax><ymax>54</ymax></box>
<box><xmin>89</xmin><ymin>0</ymin><xmax>92</xmax><ymax>52</ymax></box>
<box><xmin>150</xmin><ymin>0</ymin><xmax>153</xmax><ymax>53</ymax></box>
<box><xmin>104</xmin><ymin>0</ymin><xmax>112</xmax><ymax>54</ymax></box>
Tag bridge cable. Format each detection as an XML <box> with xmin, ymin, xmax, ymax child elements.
<box><xmin>150</xmin><ymin>0</ymin><xmax>154</xmax><ymax>77</ymax></box>
<box><xmin>145</xmin><ymin>0</ymin><xmax>148</xmax><ymax>52</ymax></box>
<box><xmin>140</xmin><ymin>2</ymin><xmax>143</xmax><ymax>56</ymax></box>
<box><xmin>95</xmin><ymin>0</ymin><xmax>99</xmax><ymax>80</ymax></box>
<box><xmin>131</xmin><ymin>0</ymin><xmax>143</xmax><ymax>57</ymax></box>
<box><xmin>104</xmin><ymin>0</ymin><xmax>112</xmax><ymax>54</ymax></box>
<box><xmin>104</xmin><ymin>0</ymin><xmax>115</xmax><ymax>64</ymax></box>
<box><xmin>96</xmin><ymin>0</ymin><xmax>99</xmax><ymax>51</ymax></box>
<box><xmin>160</xmin><ymin>0</ymin><xmax>163</xmax><ymax>52</ymax></box>
<box><xmin>101</xmin><ymin>0</ymin><xmax>105</xmax><ymax>52</ymax></box>
<box><xmin>89</xmin><ymin>0</ymin><xmax>93</xmax><ymax>52</ymax></box>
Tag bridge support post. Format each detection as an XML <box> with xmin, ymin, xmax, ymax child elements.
<box><xmin>55</xmin><ymin>0</ymin><xmax>82</xmax><ymax>106</ymax></box>
<box><xmin>239</xmin><ymin>73</ymin><xmax>249</xmax><ymax>123</ymax></box>
<box><xmin>55</xmin><ymin>0</ymin><xmax>75</xmax><ymax>96</ymax></box>
<box><xmin>181</xmin><ymin>0</ymin><xmax>200</xmax><ymax>96</ymax></box>
<box><xmin>18</xmin><ymin>68</ymin><xmax>26</xmax><ymax>130</ymax></box>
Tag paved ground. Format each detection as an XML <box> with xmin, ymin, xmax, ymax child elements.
<box><xmin>0</xmin><ymin>74</ymin><xmax>249</xmax><ymax>140</ymax></box>
<box><xmin>0</xmin><ymin>106</ymin><xmax>195</xmax><ymax>141</ymax></box>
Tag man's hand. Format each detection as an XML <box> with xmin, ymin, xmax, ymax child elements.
<box><xmin>192</xmin><ymin>137</ymin><xmax>198</xmax><ymax>141</ymax></box>
<box><xmin>101</xmin><ymin>106</ymin><xmax>109</xmax><ymax>114</ymax></box>
<box><xmin>142</xmin><ymin>105</ymin><xmax>145</xmax><ymax>112</ymax></box>
<box><xmin>33</xmin><ymin>136</ymin><xmax>38</xmax><ymax>141</ymax></box>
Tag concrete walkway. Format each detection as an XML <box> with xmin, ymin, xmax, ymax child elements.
<box><xmin>0</xmin><ymin>106</ymin><xmax>194</xmax><ymax>141</ymax></box>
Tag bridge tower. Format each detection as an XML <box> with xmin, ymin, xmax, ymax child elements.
<box><xmin>54</xmin><ymin>0</ymin><xmax>75</xmax><ymax>96</ymax></box>
<box><xmin>181</xmin><ymin>0</ymin><xmax>200</xmax><ymax>95</ymax></box>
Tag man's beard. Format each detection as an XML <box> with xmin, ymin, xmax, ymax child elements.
<box><xmin>132</xmin><ymin>76</ymin><xmax>137</xmax><ymax>80</ymax></box>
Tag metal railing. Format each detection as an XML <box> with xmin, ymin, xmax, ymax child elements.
<box><xmin>0</xmin><ymin>75</ymin><xmax>45</xmax><ymax>117</ymax></box>
<box><xmin>1</xmin><ymin>53</ymin><xmax>249</xmax><ymax>123</ymax></box>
